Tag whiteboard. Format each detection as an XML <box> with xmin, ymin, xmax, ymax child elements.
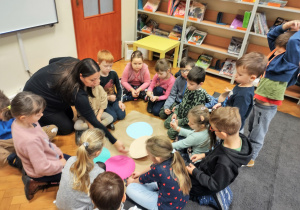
<box><xmin>0</xmin><ymin>0</ymin><xmax>58</xmax><ymax>35</ymax></box>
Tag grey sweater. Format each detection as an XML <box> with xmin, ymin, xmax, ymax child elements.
<box><xmin>163</xmin><ymin>76</ymin><xmax>187</xmax><ymax>109</ymax></box>
<box><xmin>56</xmin><ymin>156</ymin><xmax>104</xmax><ymax>210</ymax></box>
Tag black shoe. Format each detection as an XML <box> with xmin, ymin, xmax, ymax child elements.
<box><xmin>147</xmin><ymin>101</ymin><xmax>154</xmax><ymax>113</ymax></box>
<box><xmin>107</xmin><ymin>123</ymin><xmax>115</xmax><ymax>130</ymax></box>
<box><xmin>23</xmin><ymin>175</ymin><xmax>48</xmax><ymax>200</ymax></box>
<box><xmin>122</xmin><ymin>94</ymin><xmax>133</xmax><ymax>102</ymax></box>
<box><xmin>139</xmin><ymin>91</ymin><xmax>146</xmax><ymax>100</ymax></box>
<box><xmin>7</xmin><ymin>153</ymin><xmax>23</xmax><ymax>170</ymax></box>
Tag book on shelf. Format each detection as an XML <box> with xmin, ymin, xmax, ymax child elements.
<box><xmin>173</xmin><ymin>1</ymin><xmax>186</xmax><ymax>18</ymax></box>
<box><xmin>230</xmin><ymin>14</ymin><xmax>244</xmax><ymax>29</ymax></box>
<box><xmin>228</xmin><ymin>37</ymin><xmax>243</xmax><ymax>55</ymax></box>
<box><xmin>141</xmin><ymin>19</ymin><xmax>158</xmax><ymax>33</ymax></box>
<box><xmin>185</xmin><ymin>25</ymin><xmax>196</xmax><ymax>42</ymax></box>
<box><xmin>259</xmin><ymin>0</ymin><xmax>288</xmax><ymax>7</ymax></box>
<box><xmin>153</xmin><ymin>28</ymin><xmax>170</xmax><ymax>37</ymax></box>
<box><xmin>242</xmin><ymin>11</ymin><xmax>251</xmax><ymax>28</ymax></box>
<box><xmin>269</xmin><ymin>17</ymin><xmax>288</xmax><ymax>31</ymax></box>
<box><xmin>167</xmin><ymin>0</ymin><xmax>181</xmax><ymax>15</ymax></box>
<box><xmin>137</xmin><ymin>14</ymin><xmax>148</xmax><ymax>31</ymax></box>
<box><xmin>168</xmin><ymin>24</ymin><xmax>183</xmax><ymax>40</ymax></box>
<box><xmin>219</xmin><ymin>59</ymin><xmax>236</xmax><ymax>77</ymax></box>
<box><xmin>253</xmin><ymin>12</ymin><xmax>269</xmax><ymax>35</ymax></box>
<box><xmin>187</xmin><ymin>30</ymin><xmax>207</xmax><ymax>46</ymax></box>
<box><xmin>188</xmin><ymin>2</ymin><xmax>207</xmax><ymax>22</ymax></box>
<box><xmin>196</xmin><ymin>54</ymin><xmax>213</xmax><ymax>70</ymax></box>
<box><xmin>143</xmin><ymin>0</ymin><xmax>161</xmax><ymax>12</ymax></box>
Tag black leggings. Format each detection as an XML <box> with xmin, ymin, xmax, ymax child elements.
<box><xmin>39</xmin><ymin>107</ymin><xmax>74</xmax><ymax>135</ymax></box>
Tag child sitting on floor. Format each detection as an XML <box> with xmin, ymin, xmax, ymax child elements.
<box><xmin>159</xmin><ymin>57</ymin><xmax>195</xmax><ymax>119</ymax></box>
<box><xmin>146</xmin><ymin>59</ymin><xmax>175</xmax><ymax>116</ymax></box>
<box><xmin>126</xmin><ymin>136</ymin><xmax>191</xmax><ymax>210</ymax></box>
<box><xmin>56</xmin><ymin>128</ymin><xmax>106</xmax><ymax>210</ymax></box>
<box><xmin>164</xmin><ymin>66</ymin><xmax>211</xmax><ymax>139</ymax></box>
<box><xmin>121</xmin><ymin>50</ymin><xmax>151</xmax><ymax>102</ymax></box>
<box><xmin>171</xmin><ymin>105</ymin><xmax>210</xmax><ymax>163</ymax></box>
<box><xmin>186</xmin><ymin>107</ymin><xmax>252</xmax><ymax>209</ymax></box>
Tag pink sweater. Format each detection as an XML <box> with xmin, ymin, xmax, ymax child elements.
<box><xmin>148</xmin><ymin>73</ymin><xmax>175</xmax><ymax>101</ymax></box>
<box><xmin>121</xmin><ymin>63</ymin><xmax>150</xmax><ymax>91</ymax></box>
<box><xmin>12</xmin><ymin>121</ymin><xmax>63</xmax><ymax>178</ymax></box>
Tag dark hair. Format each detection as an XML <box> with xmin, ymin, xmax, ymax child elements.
<box><xmin>0</xmin><ymin>90</ymin><xmax>11</xmax><ymax>120</ymax></box>
<box><xmin>2</xmin><ymin>91</ymin><xmax>46</xmax><ymax>121</ymax></box>
<box><xmin>131</xmin><ymin>50</ymin><xmax>144</xmax><ymax>62</ymax></box>
<box><xmin>275</xmin><ymin>31</ymin><xmax>296</xmax><ymax>49</ymax></box>
<box><xmin>180</xmin><ymin>57</ymin><xmax>195</xmax><ymax>68</ymax></box>
<box><xmin>236</xmin><ymin>52</ymin><xmax>267</xmax><ymax>77</ymax></box>
<box><xmin>53</xmin><ymin>58</ymin><xmax>100</xmax><ymax>104</ymax></box>
<box><xmin>155</xmin><ymin>58</ymin><xmax>171</xmax><ymax>72</ymax></box>
<box><xmin>187</xmin><ymin>66</ymin><xmax>206</xmax><ymax>84</ymax></box>
<box><xmin>90</xmin><ymin>172</ymin><xmax>124</xmax><ymax>210</ymax></box>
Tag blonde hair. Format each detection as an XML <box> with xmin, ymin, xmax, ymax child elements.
<box><xmin>210</xmin><ymin>107</ymin><xmax>241</xmax><ymax>135</ymax></box>
<box><xmin>146</xmin><ymin>136</ymin><xmax>191</xmax><ymax>195</ymax></box>
<box><xmin>70</xmin><ymin>128</ymin><xmax>105</xmax><ymax>193</ymax></box>
<box><xmin>97</xmin><ymin>50</ymin><xmax>114</xmax><ymax>64</ymax></box>
<box><xmin>188</xmin><ymin>105</ymin><xmax>210</xmax><ymax>127</ymax></box>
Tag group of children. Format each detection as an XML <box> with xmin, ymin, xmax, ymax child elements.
<box><xmin>0</xmin><ymin>21</ymin><xmax>299</xmax><ymax>209</ymax></box>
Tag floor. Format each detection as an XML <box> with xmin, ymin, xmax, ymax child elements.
<box><xmin>0</xmin><ymin>59</ymin><xmax>299</xmax><ymax>210</ymax></box>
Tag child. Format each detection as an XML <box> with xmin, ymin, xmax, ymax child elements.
<box><xmin>164</xmin><ymin>66</ymin><xmax>211</xmax><ymax>139</ymax></box>
<box><xmin>146</xmin><ymin>58</ymin><xmax>175</xmax><ymax>116</ymax></box>
<box><xmin>159</xmin><ymin>57</ymin><xmax>195</xmax><ymax>119</ymax></box>
<box><xmin>74</xmin><ymin>84</ymin><xmax>114</xmax><ymax>132</ymax></box>
<box><xmin>126</xmin><ymin>136</ymin><xmax>191</xmax><ymax>210</ymax></box>
<box><xmin>56</xmin><ymin>128</ymin><xmax>105</xmax><ymax>210</ymax></box>
<box><xmin>90</xmin><ymin>171</ymin><xmax>141</xmax><ymax>210</ymax></box>
<box><xmin>121</xmin><ymin>50</ymin><xmax>151</xmax><ymax>102</ymax></box>
<box><xmin>98</xmin><ymin>50</ymin><xmax>126</xmax><ymax>127</ymax></box>
<box><xmin>3</xmin><ymin>91</ymin><xmax>69</xmax><ymax>200</ymax></box>
<box><xmin>247</xmin><ymin>20</ymin><xmax>300</xmax><ymax>167</ymax></box>
<box><xmin>212</xmin><ymin>52</ymin><xmax>268</xmax><ymax>130</ymax></box>
<box><xmin>186</xmin><ymin>107</ymin><xmax>252</xmax><ymax>209</ymax></box>
<box><xmin>171</xmin><ymin>105</ymin><xmax>210</xmax><ymax>163</ymax></box>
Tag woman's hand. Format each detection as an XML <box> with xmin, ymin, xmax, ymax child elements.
<box><xmin>114</xmin><ymin>140</ymin><xmax>128</xmax><ymax>154</ymax></box>
<box><xmin>190</xmin><ymin>153</ymin><xmax>205</xmax><ymax>163</ymax></box>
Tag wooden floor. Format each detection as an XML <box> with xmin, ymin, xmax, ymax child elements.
<box><xmin>1</xmin><ymin>59</ymin><xmax>299</xmax><ymax>209</ymax></box>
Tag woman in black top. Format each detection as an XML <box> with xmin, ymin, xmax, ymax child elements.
<box><xmin>23</xmin><ymin>57</ymin><xmax>126</xmax><ymax>153</ymax></box>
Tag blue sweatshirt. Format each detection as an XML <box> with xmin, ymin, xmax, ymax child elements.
<box><xmin>266</xmin><ymin>25</ymin><xmax>300</xmax><ymax>87</ymax></box>
<box><xmin>0</xmin><ymin>118</ymin><xmax>14</xmax><ymax>140</ymax></box>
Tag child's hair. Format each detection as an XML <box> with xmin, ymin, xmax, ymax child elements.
<box><xmin>180</xmin><ymin>57</ymin><xmax>196</xmax><ymax>69</ymax></box>
<box><xmin>90</xmin><ymin>172</ymin><xmax>124</xmax><ymax>210</ymax></box>
<box><xmin>70</xmin><ymin>128</ymin><xmax>105</xmax><ymax>193</ymax></box>
<box><xmin>188</xmin><ymin>105</ymin><xmax>209</xmax><ymax>127</ymax></box>
<box><xmin>210</xmin><ymin>107</ymin><xmax>241</xmax><ymax>136</ymax></box>
<box><xmin>130</xmin><ymin>50</ymin><xmax>144</xmax><ymax>62</ymax></box>
<box><xmin>146</xmin><ymin>136</ymin><xmax>191</xmax><ymax>195</ymax></box>
<box><xmin>155</xmin><ymin>58</ymin><xmax>172</xmax><ymax>72</ymax></box>
<box><xmin>0</xmin><ymin>90</ymin><xmax>11</xmax><ymax>119</ymax></box>
<box><xmin>187</xmin><ymin>66</ymin><xmax>206</xmax><ymax>84</ymax></box>
<box><xmin>236</xmin><ymin>52</ymin><xmax>268</xmax><ymax>77</ymax></box>
<box><xmin>275</xmin><ymin>31</ymin><xmax>296</xmax><ymax>49</ymax></box>
<box><xmin>2</xmin><ymin>91</ymin><xmax>46</xmax><ymax>121</ymax></box>
<box><xmin>97</xmin><ymin>49</ymin><xmax>114</xmax><ymax>64</ymax></box>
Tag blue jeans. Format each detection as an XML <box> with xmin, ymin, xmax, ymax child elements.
<box><xmin>126</xmin><ymin>182</ymin><xmax>159</xmax><ymax>210</ymax></box>
<box><xmin>150</xmin><ymin>86</ymin><xmax>166</xmax><ymax>116</ymax></box>
<box><xmin>105</xmin><ymin>100</ymin><xmax>126</xmax><ymax>122</ymax></box>
<box><xmin>248</xmin><ymin>102</ymin><xmax>277</xmax><ymax>160</ymax></box>
<box><xmin>205</xmin><ymin>95</ymin><xmax>228</xmax><ymax>109</ymax></box>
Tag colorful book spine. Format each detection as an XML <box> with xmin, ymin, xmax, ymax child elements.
<box><xmin>242</xmin><ymin>11</ymin><xmax>251</xmax><ymax>28</ymax></box>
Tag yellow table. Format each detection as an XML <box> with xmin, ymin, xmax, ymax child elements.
<box><xmin>133</xmin><ymin>35</ymin><xmax>180</xmax><ymax>68</ymax></box>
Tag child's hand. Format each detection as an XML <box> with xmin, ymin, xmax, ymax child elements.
<box><xmin>283</xmin><ymin>20</ymin><xmax>300</xmax><ymax>31</ymax></box>
<box><xmin>190</xmin><ymin>153</ymin><xmax>205</xmax><ymax>163</ymax></box>
<box><xmin>127</xmin><ymin>176</ymin><xmax>139</xmax><ymax>185</ymax></box>
<box><xmin>131</xmin><ymin>89</ymin><xmax>138</xmax><ymax>98</ymax></box>
<box><xmin>60</xmin><ymin>157</ymin><xmax>67</xmax><ymax>166</ymax></box>
<box><xmin>108</xmin><ymin>95</ymin><xmax>116</xmax><ymax>102</ymax></box>
<box><xmin>146</xmin><ymin>91</ymin><xmax>153</xmax><ymax>98</ymax></box>
<box><xmin>119</xmin><ymin>101</ymin><xmax>126</xmax><ymax>111</ymax></box>
<box><xmin>213</xmin><ymin>103</ymin><xmax>222</xmax><ymax>110</ymax></box>
<box><xmin>172</xmin><ymin>106</ymin><xmax>176</xmax><ymax>112</ymax></box>
<box><xmin>186</xmin><ymin>163</ymin><xmax>196</xmax><ymax>175</ymax></box>
<box><xmin>131</xmin><ymin>171</ymin><xmax>142</xmax><ymax>179</ymax></box>
<box><xmin>135</xmin><ymin>88</ymin><xmax>141</xmax><ymax>95</ymax></box>
<box><xmin>171</xmin><ymin>113</ymin><xmax>177</xmax><ymax>121</ymax></box>
<box><xmin>150</xmin><ymin>96</ymin><xmax>158</xmax><ymax>102</ymax></box>
<box><xmin>170</xmin><ymin>119</ymin><xmax>178</xmax><ymax>130</ymax></box>
<box><xmin>224</xmin><ymin>87</ymin><xmax>231</xmax><ymax>92</ymax></box>
<box><xmin>165</xmin><ymin>109</ymin><xmax>171</xmax><ymax>115</ymax></box>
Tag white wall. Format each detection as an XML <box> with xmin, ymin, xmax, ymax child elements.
<box><xmin>0</xmin><ymin>0</ymin><xmax>136</xmax><ymax>97</ymax></box>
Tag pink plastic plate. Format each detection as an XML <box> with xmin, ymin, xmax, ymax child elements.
<box><xmin>105</xmin><ymin>155</ymin><xmax>135</xmax><ymax>179</ymax></box>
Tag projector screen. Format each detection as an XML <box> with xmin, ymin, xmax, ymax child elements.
<box><xmin>0</xmin><ymin>0</ymin><xmax>58</xmax><ymax>35</ymax></box>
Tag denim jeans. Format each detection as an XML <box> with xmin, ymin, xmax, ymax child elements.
<box><xmin>248</xmin><ymin>102</ymin><xmax>277</xmax><ymax>160</ymax></box>
<box><xmin>126</xmin><ymin>182</ymin><xmax>159</xmax><ymax>210</ymax></box>
<box><xmin>105</xmin><ymin>100</ymin><xmax>126</xmax><ymax>122</ymax></box>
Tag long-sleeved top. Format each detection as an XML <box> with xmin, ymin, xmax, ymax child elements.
<box><xmin>11</xmin><ymin>121</ymin><xmax>63</xmax><ymax>178</ymax></box>
<box><xmin>121</xmin><ymin>63</ymin><xmax>150</xmax><ymax>91</ymax></box>
<box><xmin>176</xmin><ymin>88</ymin><xmax>211</xmax><ymax>126</ymax></box>
<box><xmin>0</xmin><ymin>118</ymin><xmax>14</xmax><ymax>139</ymax></box>
<box><xmin>89</xmin><ymin>85</ymin><xmax>108</xmax><ymax>115</ymax></box>
<box><xmin>226</xmin><ymin>85</ymin><xmax>254</xmax><ymax>129</ymax></box>
<box><xmin>139</xmin><ymin>158</ymin><xmax>189</xmax><ymax>210</ymax></box>
<box><xmin>56</xmin><ymin>156</ymin><xmax>104</xmax><ymax>210</ymax></box>
<box><xmin>172</xmin><ymin>128</ymin><xmax>210</xmax><ymax>156</ymax></box>
<box><xmin>100</xmin><ymin>70</ymin><xmax>123</xmax><ymax>102</ymax></box>
<box><xmin>266</xmin><ymin>25</ymin><xmax>300</xmax><ymax>86</ymax></box>
<box><xmin>163</xmin><ymin>76</ymin><xmax>187</xmax><ymax>110</ymax></box>
<box><xmin>23</xmin><ymin>57</ymin><xmax>117</xmax><ymax>144</ymax></box>
<box><xmin>190</xmin><ymin>133</ymin><xmax>252</xmax><ymax>197</ymax></box>
<box><xmin>147</xmin><ymin>73</ymin><xmax>176</xmax><ymax>101</ymax></box>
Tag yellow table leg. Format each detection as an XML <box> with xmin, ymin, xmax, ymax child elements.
<box><xmin>173</xmin><ymin>45</ymin><xmax>179</xmax><ymax>68</ymax></box>
<box><xmin>133</xmin><ymin>45</ymin><xmax>137</xmax><ymax>51</ymax></box>
<box><xmin>160</xmin><ymin>53</ymin><xmax>165</xmax><ymax>59</ymax></box>
<box><xmin>148</xmin><ymin>51</ymin><xmax>153</xmax><ymax>61</ymax></box>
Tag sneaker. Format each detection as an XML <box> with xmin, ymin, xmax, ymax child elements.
<box><xmin>107</xmin><ymin>123</ymin><xmax>115</xmax><ymax>131</ymax></box>
<box><xmin>122</xmin><ymin>94</ymin><xmax>133</xmax><ymax>102</ymax></box>
<box><xmin>213</xmin><ymin>186</ymin><xmax>233</xmax><ymax>210</ymax></box>
<box><xmin>23</xmin><ymin>175</ymin><xmax>48</xmax><ymax>200</ymax></box>
<box><xmin>144</xmin><ymin>95</ymin><xmax>149</xmax><ymax>102</ymax></box>
<box><xmin>246</xmin><ymin>159</ymin><xmax>255</xmax><ymax>167</ymax></box>
<box><xmin>147</xmin><ymin>101</ymin><xmax>153</xmax><ymax>113</ymax></box>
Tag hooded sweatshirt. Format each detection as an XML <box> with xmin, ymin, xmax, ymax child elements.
<box><xmin>189</xmin><ymin>133</ymin><xmax>252</xmax><ymax>197</ymax></box>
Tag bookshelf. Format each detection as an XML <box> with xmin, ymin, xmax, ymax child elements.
<box><xmin>135</xmin><ymin>0</ymin><xmax>300</xmax><ymax>103</ymax></box>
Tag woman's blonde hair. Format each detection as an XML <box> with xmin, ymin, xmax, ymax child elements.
<box><xmin>70</xmin><ymin>128</ymin><xmax>105</xmax><ymax>193</ymax></box>
<box><xmin>146</xmin><ymin>136</ymin><xmax>191</xmax><ymax>195</ymax></box>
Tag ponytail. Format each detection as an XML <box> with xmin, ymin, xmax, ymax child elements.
<box><xmin>0</xmin><ymin>90</ymin><xmax>13</xmax><ymax>121</ymax></box>
<box><xmin>2</xmin><ymin>107</ymin><xmax>13</xmax><ymax>121</ymax></box>
<box><xmin>70</xmin><ymin>128</ymin><xmax>105</xmax><ymax>193</ymax></box>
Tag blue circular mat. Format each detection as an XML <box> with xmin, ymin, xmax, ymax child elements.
<box><xmin>93</xmin><ymin>147</ymin><xmax>111</xmax><ymax>163</ymax></box>
<box><xmin>126</xmin><ymin>122</ymin><xmax>153</xmax><ymax>139</ymax></box>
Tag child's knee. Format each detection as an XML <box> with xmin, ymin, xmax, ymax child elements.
<box><xmin>167</xmin><ymin>129</ymin><xmax>177</xmax><ymax>140</ymax></box>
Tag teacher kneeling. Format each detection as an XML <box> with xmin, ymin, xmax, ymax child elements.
<box><xmin>24</xmin><ymin>57</ymin><xmax>126</xmax><ymax>153</ymax></box>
